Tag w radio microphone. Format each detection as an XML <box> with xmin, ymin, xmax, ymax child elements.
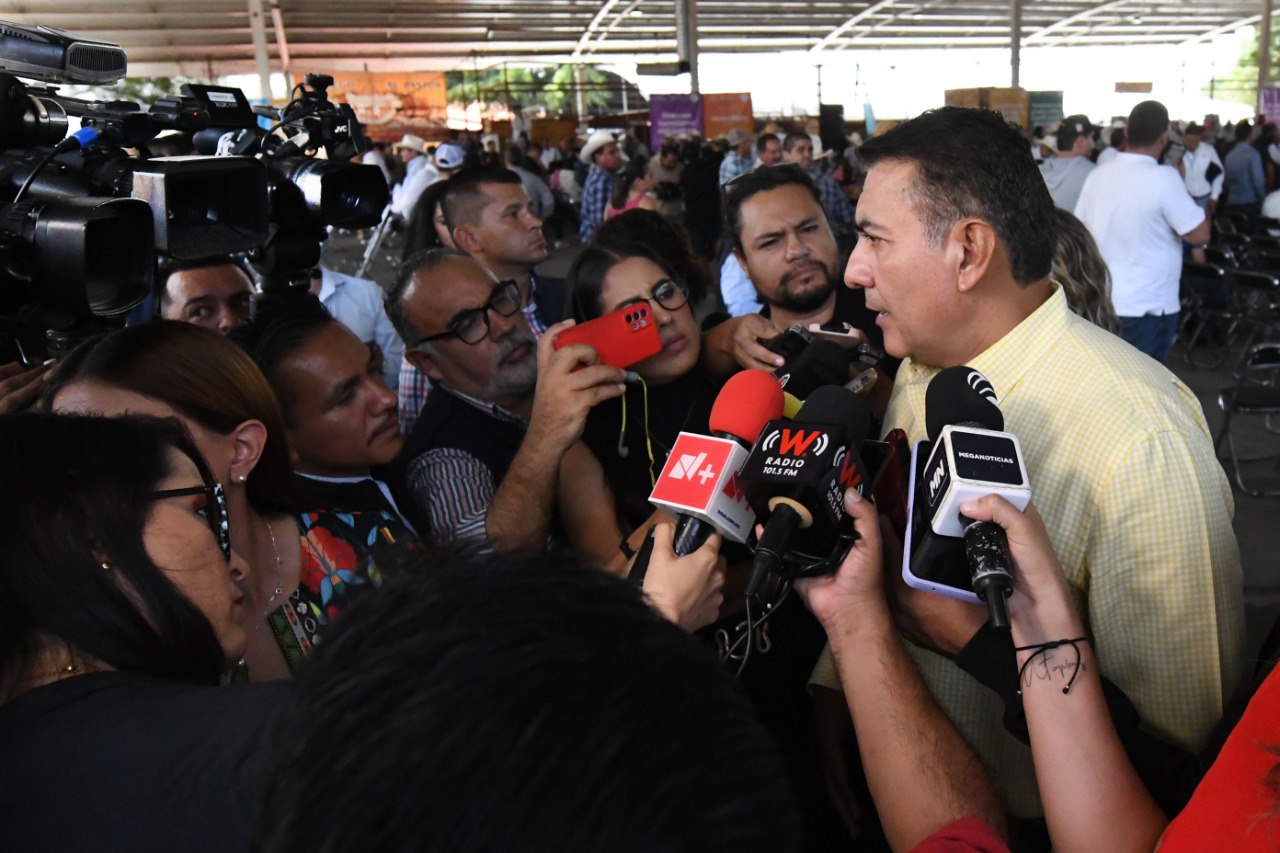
<box><xmin>740</xmin><ymin>385</ymin><xmax>873</xmax><ymax>596</ymax></box>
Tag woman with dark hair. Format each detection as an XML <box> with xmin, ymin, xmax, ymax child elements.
<box><xmin>605</xmin><ymin>160</ymin><xmax>658</xmax><ymax>221</ymax></box>
<box><xmin>45</xmin><ymin>321</ymin><xmax>305</xmax><ymax>680</ymax></box>
<box><xmin>401</xmin><ymin>177</ymin><xmax>456</xmax><ymax>261</ymax></box>
<box><xmin>594</xmin><ymin>208</ymin><xmax>711</xmax><ymax>307</ymax></box>
<box><xmin>566</xmin><ymin>216</ymin><xmax>714</xmax><ymax>532</ymax></box>
<box><xmin>0</xmin><ymin>414</ymin><xmax>287</xmax><ymax>852</ymax></box>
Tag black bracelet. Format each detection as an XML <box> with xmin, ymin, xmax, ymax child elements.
<box><xmin>619</xmin><ymin>537</ymin><xmax>636</xmax><ymax>560</ymax></box>
<box><xmin>1015</xmin><ymin>636</ymin><xmax>1088</xmax><ymax>696</ymax></box>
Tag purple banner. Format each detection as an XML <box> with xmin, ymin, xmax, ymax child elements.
<box><xmin>1263</xmin><ymin>87</ymin><xmax>1280</xmax><ymax>123</ymax></box>
<box><xmin>649</xmin><ymin>94</ymin><xmax>703</xmax><ymax>150</ymax></box>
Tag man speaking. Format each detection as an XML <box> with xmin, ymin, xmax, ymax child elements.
<box><xmin>813</xmin><ymin>106</ymin><xmax>1244</xmax><ymax>820</ymax></box>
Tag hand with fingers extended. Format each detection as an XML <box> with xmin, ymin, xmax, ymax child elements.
<box><xmin>529</xmin><ymin>320</ymin><xmax>627</xmax><ymax>454</ymax></box>
<box><xmin>643</xmin><ymin>524</ymin><xmax>727</xmax><ymax>632</ymax></box>
<box><xmin>0</xmin><ymin>359</ymin><xmax>52</xmax><ymax>415</ymax></box>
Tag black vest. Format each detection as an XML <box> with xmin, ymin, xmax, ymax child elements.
<box><xmin>405</xmin><ymin>385</ymin><xmax>527</xmax><ymax>487</ymax></box>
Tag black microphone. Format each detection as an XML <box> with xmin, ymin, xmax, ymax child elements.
<box><xmin>773</xmin><ymin>337</ymin><xmax>851</xmax><ymax>417</ymax></box>
<box><xmin>739</xmin><ymin>385</ymin><xmax>873</xmax><ymax>597</ymax></box>
<box><xmin>905</xmin><ymin>366</ymin><xmax>1031</xmax><ymax>630</ymax></box>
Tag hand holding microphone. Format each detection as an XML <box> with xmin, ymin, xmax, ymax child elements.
<box><xmin>795</xmin><ymin>488</ymin><xmax>889</xmax><ymax>628</ymax></box>
<box><xmin>643</xmin><ymin>524</ymin><xmax>727</xmax><ymax>632</ymax></box>
<box><xmin>629</xmin><ymin>370</ymin><xmax>784</xmax><ymax>586</ymax></box>
<box><xmin>902</xmin><ymin>366</ymin><xmax>1031</xmax><ymax>630</ymax></box>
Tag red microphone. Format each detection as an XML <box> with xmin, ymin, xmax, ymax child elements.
<box><xmin>649</xmin><ymin>371</ymin><xmax>785</xmax><ymax>554</ymax></box>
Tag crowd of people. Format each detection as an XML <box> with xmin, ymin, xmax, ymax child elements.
<box><xmin>0</xmin><ymin>95</ymin><xmax>1274</xmax><ymax>853</ymax></box>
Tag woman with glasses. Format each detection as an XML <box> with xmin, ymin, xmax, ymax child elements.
<box><xmin>0</xmin><ymin>414</ymin><xmax>288</xmax><ymax>852</ymax></box>
<box><xmin>566</xmin><ymin>210</ymin><xmax>716</xmax><ymax>532</ymax></box>
<box><xmin>45</xmin><ymin>322</ymin><xmax>305</xmax><ymax>681</ymax></box>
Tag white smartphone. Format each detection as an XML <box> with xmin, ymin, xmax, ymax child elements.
<box><xmin>900</xmin><ymin>440</ymin><xmax>982</xmax><ymax>604</ymax></box>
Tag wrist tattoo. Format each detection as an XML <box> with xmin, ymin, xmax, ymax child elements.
<box><xmin>1016</xmin><ymin>637</ymin><xmax>1088</xmax><ymax>695</ymax></box>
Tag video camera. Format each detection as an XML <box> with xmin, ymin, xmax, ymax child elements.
<box><xmin>167</xmin><ymin>76</ymin><xmax>388</xmax><ymax>290</ymax></box>
<box><xmin>0</xmin><ymin>22</ymin><xmax>387</xmax><ymax>362</ymax></box>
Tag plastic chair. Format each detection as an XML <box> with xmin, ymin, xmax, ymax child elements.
<box><xmin>1215</xmin><ymin>342</ymin><xmax>1280</xmax><ymax>497</ymax></box>
<box><xmin>1179</xmin><ymin>262</ymin><xmax>1235</xmax><ymax>368</ymax></box>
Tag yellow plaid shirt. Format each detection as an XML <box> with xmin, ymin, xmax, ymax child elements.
<box><xmin>811</xmin><ymin>287</ymin><xmax>1245</xmax><ymax>816</ymax></box>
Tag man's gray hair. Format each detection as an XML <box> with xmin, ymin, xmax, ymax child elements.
<box><xmin>385</xmin><ymin>247</ymin><xmax>471</xmax><ymax>349</ymax></box>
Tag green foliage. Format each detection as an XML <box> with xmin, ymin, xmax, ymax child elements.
<box><xmin>1220</xmin><ymin>26</ymin><xmax>1280</xmax><ymax>106</ymax></box>
<box><xmin>444</xmin><ymin>63</ymin><xmax>638</xmax><ymax>115</ymax></box>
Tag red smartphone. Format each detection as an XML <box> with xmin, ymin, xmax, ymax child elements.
<box><xmin>553</xmin><ymin>303</ymin><xmax>662</xmax><ymax>369</ymax></box>
<box><xmin>872</xmin><ymin>428</ymin><xmax>911</xmax><ymax>540</ymax></box>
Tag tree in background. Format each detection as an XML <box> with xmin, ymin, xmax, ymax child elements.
<box><xmin>1214</xmin><ymin>27</ymin><xmax>1279</xmax><ymax>107</ymax></box>
<box><xmin>445</xmin><ymin>64</ymin><xmax>642</xmax><ymax>116</ymax></box>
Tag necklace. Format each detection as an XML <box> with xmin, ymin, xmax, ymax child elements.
<box><xmin>262</xmin><ymin>519</ymin><xmax>287</xmax><ymax>617</ymax></box>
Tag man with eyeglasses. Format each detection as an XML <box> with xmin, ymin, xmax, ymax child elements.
<box><xmin>386</xmin><ymin>248</ymin><xmax>627</xmax><ymax>552</ymax></box>
<box><xmin>396</xmin><ymin>167</ymin><xmax>566</xmax><ymax>436</ymax></box>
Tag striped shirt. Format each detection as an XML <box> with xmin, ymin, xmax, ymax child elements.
<box><xmin>404</xmin><ymin>386</ymin><xmax>526</xmax><ymax>552</ymax></box>
<box><xmin>812</xmin><ymin>286</ymin><xmax>1246</xmax><ymax>816</ymax></box>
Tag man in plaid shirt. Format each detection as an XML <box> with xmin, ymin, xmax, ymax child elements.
<box><xmin>782</xmin><ymin>131</ymin><xmax>855</xmax><ymax>239</ymax></box>
<box><xmin>578</xmin><ymin>130</ymin><xmax>622</xmax><ymax>243</ymax></box>
<box><xmin>717</xmin><ymin>128</ymin><xmax>754</xmax><ymax>189</ymax></box>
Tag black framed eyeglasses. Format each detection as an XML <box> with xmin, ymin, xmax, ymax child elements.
<box><xmin>417</xmin><ymin>280</ymin><xmax>523</xmax><ymax>346</ymax></box>
<box><xmin>620</xmin><ymin>278</ymin><xmax>689</xmax><ymax>314</ymax></box>
<box><xmin>149</xmin><ymin>482</ymin><xmax>231</xmax><ymax>563</ymax></box>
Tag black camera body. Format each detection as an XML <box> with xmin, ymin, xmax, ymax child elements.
<box><xmin>0</xmin><ymin>21</ymin><xmax>386</xmax><ymax>361</ymax></box>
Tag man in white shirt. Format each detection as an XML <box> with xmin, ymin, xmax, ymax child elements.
<box><xmin>503</xmin><ymin>146</ymin><xmax>555</xmax><ymax>220</ymax></box>
<box><xmin>1181</xmin><ymin>123</ymin><xmax>1224</xmax><ymax>215</ymax></box>
<box><xmin>311</xmin><ymin>266</ymin><xmax>405</xmax><ymax>390</ymax></box>
<box><xmin>1075</xmin><ymin>100</ymin><xmax>1210</xmax><ymax>363</ymax></box>
<box><xmin>391</xmin><ymin>143</ymin><xmax>464</xmax><ymax>223</ymax></box>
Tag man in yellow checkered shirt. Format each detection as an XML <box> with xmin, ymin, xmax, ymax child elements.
<box><xmin>811</xmin><ymin>107</ymin><xmax>1244</xmax><ymax>819</ymax></box>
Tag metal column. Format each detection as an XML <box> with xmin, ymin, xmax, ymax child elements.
<box><xmin>247</xmin><ymin>0</ymin><xmax>273</xmax><ymax>101</ymax></box>
<box><xmin>1010</xmin><ymin>0</ymin><xmax>1022</xmax><ymax>88</ymax></box>
<box><xmin>574</xmin><ymin>64</ymin><xmax>587</xmax><ymax>121</ymax></box>
<box><xmin>677</xmin><ymin>0</ymin><xmax>700</xmax><ymax>94</ymax></box>
<box><xmin>1262</xmin><ymin>0</ymin><xmax>1274</xmax><ymax>116</ymax></box>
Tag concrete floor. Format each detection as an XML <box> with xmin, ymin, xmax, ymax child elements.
<box><xmin>325</xmin><ymin>227</ymin><xmax>1280</xmax><ymax>660</ymax></box>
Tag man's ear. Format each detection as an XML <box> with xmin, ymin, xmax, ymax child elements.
<box><xmin>406</xmin><ymin>347</ymin><xmax>445</xmax><ymax>383</ymax></box>
<box><xmin>952</xmin><ymin>219</ymin><xmax>997</xmax><ymax>294</ymax></box>
<box><xmin>452</xmin><ymin>224</ymin><xmax>481</xmax><ymax>254</ymax></box>
<box><xmin>227</xmin><ymin>420</ymin><xmax>268</xmax><ymax>484</ymax></box>
<box><xmin>732</xmin><ymin>248</ymin><xmax>753</xmax><ymax>285</ymax></box>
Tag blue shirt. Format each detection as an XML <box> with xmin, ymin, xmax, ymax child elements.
<box><xmin>1224</xmin><ymin>143</ymin><xmax>1266</xmax><ymax>206</ymax></box>
<box><xmin>718</xmin><ymin>150</ymin><xmax>752</xmax><ymax>188</ymax></box>
<box><xmin>317</xmin><ymin>267</ymin><xmax>405</xmax><ymax>390</ymax></box>
<box><xmin>579</xmin><ymin>165</ymin><xmax>614</xmax><ymax>243</ymax></box>
<box><xmin>810</xmin><ymin>166</ymin><xmax>855</xmax><ymax>237</ymax></box>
